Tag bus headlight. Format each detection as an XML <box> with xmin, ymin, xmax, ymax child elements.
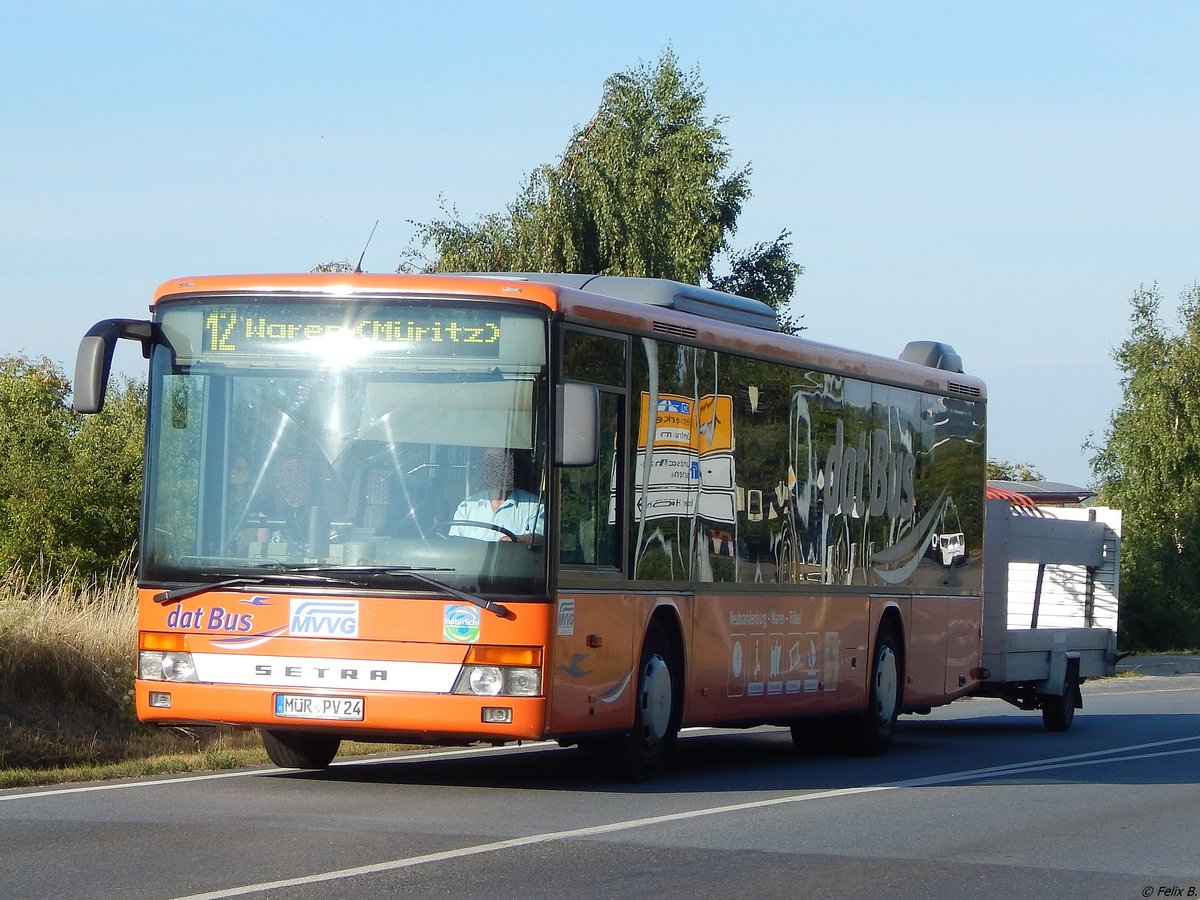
<box><xmin>452</xmin><ymin>646</ymin><xmax>542</xmax><ymax>698</ymax></box>
<box><xmin>504</xmin><ymin>667</ymin><xmax>540</xmax><ymax>696</ymax></box>
<box><xmin>468</xmin><ymin>666</ymin><xmax>503</xmax><ymax>696</ymax></box>
<box><xmin>139</xmin><ymin>650</ymin><xmax>200</xmax><ymax>683</ymax></box>
<box><xmin>453</xmin><ymin>665</ymin><xmax>541</xmax><ymax>697</ymax></box>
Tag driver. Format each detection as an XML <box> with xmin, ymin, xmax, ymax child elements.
<box><xmin>449</xmin><ymin>448</ymin><xmax>544</xmax><ymax>543</ymax></box>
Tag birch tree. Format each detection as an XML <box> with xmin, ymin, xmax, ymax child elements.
<box><xmin>1091</xmin><ymin>282</ymin><xmax>1200</xmax><ymax>648</ymax></box>
<box><xmin>404</xmin><ymin>51</ymin><xmax>802</xmax><ymax>330</ymax></box>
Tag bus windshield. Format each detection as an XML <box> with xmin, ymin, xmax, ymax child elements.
<box><xmin>142</xmin><ymin>297</ymin><xmax>549</xmax><ymax>597</ymax></box>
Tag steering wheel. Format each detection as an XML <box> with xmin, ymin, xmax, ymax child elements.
<box><xmin>436</xmin><ymin>519</ymin><xmax>519</xmax><ymax>541</ymax></box>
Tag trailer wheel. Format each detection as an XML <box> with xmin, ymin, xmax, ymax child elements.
<box><xmin>261</xmin><ymin>730</ymin><xmax>341</xmax><ymax>769</ymax></box>
<box><xmin>1040</xmin><ymin>671</ymin><xmax>1079</xmax><ymax>733</ymax></box>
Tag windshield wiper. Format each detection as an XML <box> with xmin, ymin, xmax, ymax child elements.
<box><xmin>390</xmin><ymin>567</ymin><xmax>512</xmax><ymax>620</ymax></box>
<box><xmin>153</xmin><ymin>566</ymin><xmax>513</xmax><ymax>619</ymax></box>
<box><xmin>152</xmin><ymin>570</ymin><xmax>361</xmax><ymax>605</ymax></box>
<box><xmin>283</xmin><ymin>564</ymin><xmax>513</xmax><ymax>619</ymax></box>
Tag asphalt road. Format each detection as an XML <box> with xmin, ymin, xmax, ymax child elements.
<box><xmin>2</xmin><ymin>674</ymin><xmax>1198</xmax><ymax>900</ymax></box>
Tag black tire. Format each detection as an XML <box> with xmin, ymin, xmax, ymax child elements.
<box><xmin>610</xmin><ymin>621</ymin><xmax>680</xmax><ymax>782</ymax></box>
<box><xmin>849</xmin><ymin>619</ymin><xmax>903</xmax><ymax>756</ymax></box>
<box><xmin>261</xmin><ymin>729</ymin><xmax>341</xmax><ymax>769</ymax></box>
<box><xmin>1040</xmin><ymin>672</ymin><xmax>1078</xmax><ymax>732</ymax></box>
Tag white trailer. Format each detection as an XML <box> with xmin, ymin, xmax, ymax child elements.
<box><xmin>975</xmin><ymin>498</ymin><xmax>1122</xmax><ymax>730</ymax></box>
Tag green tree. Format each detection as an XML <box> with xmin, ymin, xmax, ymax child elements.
<box><xmin>1090</xmin><ymin>282</ymin><xmax>1200</xmax><ymax>649</ymax></box>
<box><xmin>403</xmin><ymin>51</ymin><xmax>802</xmax><ymax>329</ymax></box>
<box><xmin>0</xmin><ymin>356</ymin><xmax>144</xmax><ymax>582</ymax></box>
<box><xmin>986</xmin><ymin>459</ymin><xmax>1045</xmax><ymax>481</ymax></box>
<box><xmin>66</xmin><ymin>377</ymin><xmax>146</xmax><ymax>574</ymax></box>
<box><xmin>0</xmin><ymin>356</ymin><xmax>75</xmax><ymax>573</ymax></box>
<box><xmin>312</xmin><ymin>260</ymin><xmax>355</xmax><ymax>273</ymax></box>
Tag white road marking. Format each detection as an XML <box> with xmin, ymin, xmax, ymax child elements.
<box><xmin>1086</xmin><ymin>685</ymin><xmax>1200</xmax><ymax>696</ymax></box>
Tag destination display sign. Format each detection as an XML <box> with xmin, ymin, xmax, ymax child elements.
<box><xmin>199</xmin><ymin>304</ymin><xmax>502</xmax><ymax>359</ymax></box>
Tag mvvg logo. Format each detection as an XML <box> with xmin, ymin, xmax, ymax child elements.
<box><xmin>290</xmin><ymin>599</ymin><xmax>359</xmax><ymax>638</ymax></box>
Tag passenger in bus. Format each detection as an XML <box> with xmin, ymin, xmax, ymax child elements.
<box><xmin>449</xmin><ymin>448</ymin><xmax>544</xmax><ymax>543</ymax></box>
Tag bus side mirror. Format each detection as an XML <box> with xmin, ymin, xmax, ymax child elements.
<box><xmin>556</xmin><ymin>383</ymin><xmax>598</xmax><ymax>467</ymax></box>
<box><xmin>73</xmin><ymin>319</ymin><xmax>156</xmax><ymax>413</ymax></box>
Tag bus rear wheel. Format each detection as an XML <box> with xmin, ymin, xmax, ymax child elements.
<box><xmin>261</xmin><ymin>730</ymin><xmax>341</xmax><ymax>769</ymax></box>
<box><xmin>849</xmin><ymin>620</ymin><xmax>902</xmax><ymax>756</ymax></box>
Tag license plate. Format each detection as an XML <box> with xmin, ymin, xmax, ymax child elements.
<box><xmin>274</xmin><ymin>694</ymin><xmax>364</xmax><ymax>721</ymax></box>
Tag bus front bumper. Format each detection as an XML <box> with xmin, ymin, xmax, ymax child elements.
<box><xmin>135</xmin><ymin>680</ymin><xmax>548</xmax><ymax>744</ymax></box>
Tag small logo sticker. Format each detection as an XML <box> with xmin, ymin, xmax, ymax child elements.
<box><xmin>557</xmin><ymin>598</ymin><xmax>575</xmax><ymax>636</ymax></box>
<box><xmin>289</xmin><ymin>599</ymin><xmax>359</xmax><ymax>638</ymax></box>
<box><xmin>443</xmin><ymin>604</ymin><xmax>481</xmax><ymax>642</ymax></box>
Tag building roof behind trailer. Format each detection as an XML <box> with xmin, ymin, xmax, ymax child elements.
<box><xmin>987</xmin><ymin>480</ymin><xmax>1097</xmax><ymax>507</ymax></box>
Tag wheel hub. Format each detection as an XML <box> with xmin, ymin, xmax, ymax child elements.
<box><xmin>641</xmin><ymin>655</ymin><xmax>673</xmax><ymax>741</ymax></box>
<box><xmin>874</xmin><ymin>647</ymin><xmax>898</xmax><ymax>724</ymax></box>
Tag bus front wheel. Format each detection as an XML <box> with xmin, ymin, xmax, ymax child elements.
<box><xmin>611</xmin><ymin>622</ymin><xmax>680</xmax><ymax>782</ymax></box>
<box><xmin>261</xmin><ymin>729</ymin><xmax>341</xmax><ymax>769</ymax></box>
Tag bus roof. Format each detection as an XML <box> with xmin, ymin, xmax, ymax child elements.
<box><xmin>151</xmin><ymin>272</ymin><xmax>985</xmax><ymax>400</ymax></box>
<box><xmin>152</xmin><ymin>272</ymin><xmax>565</xmax><ymax>311</ymax></box>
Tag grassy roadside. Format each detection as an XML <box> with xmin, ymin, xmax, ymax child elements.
<box><xmin>0</xmin><ymin>730</ymin><xmax>269</xmax><ymax>789</ymax></box>
<box><xmin>0</xmin><ymin>569</ymin><xmax>257</xmax><ymax>787</ymax></box>
<box><xmin>0</xmin><ymin>733</ymin><xmax>420</xmax><ymax>790</ymax></box>
<box><xmin>0</xmin><ymin>570</ymin><xmax>143</xmax><ymax>774</ymax></box>
<box><xmin>0</xmin><ymin>570</ymin><xmax>416</xmax><ymax>788</ymax></box>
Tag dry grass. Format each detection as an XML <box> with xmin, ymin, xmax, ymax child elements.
<box><xmin>0</xmin><ymin>567</ymin><xmax>167</xmax><ymax>771</ymax></box>
<box><xmin>0</xmin><ymin>568</ymin><xmax>274</xmax><ymax>779</ymax></box>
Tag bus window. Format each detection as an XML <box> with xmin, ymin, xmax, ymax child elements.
<box><xmin>630</xmin><ymin>339</ymin><xmax>721</xmax><ymax>581</ymax></box>
<box><xmin>563</xmin><ymin>330</ymin><xmax>626</xmax><ymax>388</ymax></box>
<box><xmin>559</xmin><ymin>392</ymin><xmax>620</xmax><ymax>568</ymax></box>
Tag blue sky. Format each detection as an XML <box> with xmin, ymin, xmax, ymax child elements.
<box><xmin>3</xmin><ymin>1</ymin><xmax>1198</xmax><ymax>486</ymax></box>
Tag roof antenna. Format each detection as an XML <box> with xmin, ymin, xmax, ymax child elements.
<box><xmin>354</xmin><ymin>220</ymin><xmax>379</xmax><ymax>273</ymax></box>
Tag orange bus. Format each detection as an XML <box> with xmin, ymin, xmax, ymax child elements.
<box><xmin>74</xmin><ymin>272</ymin><xmax>986</xmax><ymax>780</ymax></box>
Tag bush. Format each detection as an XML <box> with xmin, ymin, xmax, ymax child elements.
<box><xmin>0</xmin><ymin>355</ymin><xmax>144</xmax><ymax>583</ymax></box>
